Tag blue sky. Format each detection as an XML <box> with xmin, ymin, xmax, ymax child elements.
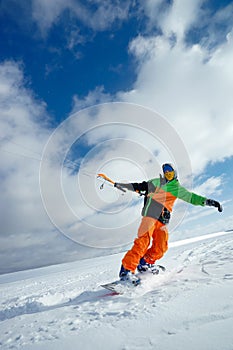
<box><xmin>0</xmin><ymin>1</ymin><xmax>140</xmax><ymax>121</ymax></box>
<box><xmin>1</xmin><ymin>0</ymin><xmax>233</xmax><ymax>274</ymax></box>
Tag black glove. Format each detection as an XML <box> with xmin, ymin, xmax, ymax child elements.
<box><xmin>206</xmin><ymin>199</ymin><xmax>223</xmax><ymax>212</ymax></box>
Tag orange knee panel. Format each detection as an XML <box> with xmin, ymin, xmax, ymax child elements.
<box><xmin>137</xmin><ymin>216</ymin><xmax>157</xmax><ymax>238</ymax></box>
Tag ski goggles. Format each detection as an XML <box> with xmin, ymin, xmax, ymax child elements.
<box><xmin>164</xmin><ymin>170</ymin><xmax>175</xmax><ymax>181</ymax></box>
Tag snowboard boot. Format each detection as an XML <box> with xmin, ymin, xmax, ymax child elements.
<box><xmin>137</xmin><ymin>257</ymin><xmax>150</xmax><ymax>272</ymax></box>
<box><xmin>137</xmin><ymin>258</ymin><xmax>161</xmax><ymax>274</ymax></box>
<box><xmin>119</xmin><ymin>265</ymin><xmax>140</xmax><ymax>285</ymax></box>
<box><xmin>119</xmin><ymin>264</ymin><xmax>130</xmax><ymax>280</ymax></box>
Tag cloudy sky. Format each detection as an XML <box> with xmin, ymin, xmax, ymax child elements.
<box><xmin>1</xmin><ymin>0</ymin><xmax>233</xmax><ymax>274</ymax></box>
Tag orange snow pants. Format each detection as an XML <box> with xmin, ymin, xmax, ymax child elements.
<box><xmin>122</xmin><ymin>217</ymin><xmax>169</xmax><ymax>273</ymax></box>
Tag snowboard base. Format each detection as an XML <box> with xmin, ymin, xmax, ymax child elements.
<box><xmin>101</xmin><ymin>279</ymin><xmax>140</xmax><ymax>294</ymax></box>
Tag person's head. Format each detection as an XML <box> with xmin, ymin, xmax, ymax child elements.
<box><xmin>162</xmin><ymin>163</ymin><xmax>176</xmax><ymax>182</ymax></box>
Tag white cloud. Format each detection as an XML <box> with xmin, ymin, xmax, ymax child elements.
<box><xmin>193</xmin><ymin>176</ymin><xmax>223</xmax><ymax>197</ymax></box>
<box><xmin>71</xmin><ymin>0</ymin><xmax>131</xmax><ymax>32</ymax></box>
<box><xmin>31</xmin><ymin>0</ymin><xmax>71</xmax><ymax>36</ymax></box>
<box><xmin>159</xmin><ymin>0</ymin><xmax>203</xmax><ymax>42</ymax></box>
<box><xmin>72</xmin><ymin>86</ymin><xmax>113</xmax><ymax>112</ymax></box>
<box><xmin>197</xmin><ymin>3</ymin><xmax>233</xmax><ymax>48</ymax></box>
<box><xmin>0</xmin><ymin>61</ymin><xmax>85</xmax><ymax>273</ymax></box>
<box><xmin>31</xmin><ymin>0</ymin><xmax>131</xmax><ymax>36</ymax></box>
<box><xmin>141</xmin><ymin>0</ymin><xmax>203</xmax><ymax>38</ymax></box>
<box><xmin>0</xmin><ymin>61</ymin><xmax>51</xmax><ymax>233</ymax></box>
<box><xmin>116</xmin><ymin>2</ymin><xmax>233</xmax><ymax>175</ymax></box>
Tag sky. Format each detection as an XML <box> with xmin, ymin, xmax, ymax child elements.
<box><xmin>0</xmin><ymin>0</ymin><xmax>233</xmax><ymax>274</ymax></box>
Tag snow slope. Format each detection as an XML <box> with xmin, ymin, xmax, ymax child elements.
<box><xmin>0</xmin><ymin>232</ymin><xmax>233</xmax><ymax>350</ymax></box>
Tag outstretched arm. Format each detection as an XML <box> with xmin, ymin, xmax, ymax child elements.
<box><xmin>114</xmin><ymin>181</ymin><xmax>148</xmax><ymax>194</ymax></box>
<box><xmin>114</xmin><ymin>183</ymin><xmax>135</xmax><ymax>191</ymax></box>
<box><xmin>176</xmin><ymin>184</ymin><xmax>223</xmax><ymax>212</ymax></box>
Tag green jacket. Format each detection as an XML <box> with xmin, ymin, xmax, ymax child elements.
<box><xmin>132</xmin><ymin>178</ymin><xmax>206</xmax><ymax>223</ymax></box>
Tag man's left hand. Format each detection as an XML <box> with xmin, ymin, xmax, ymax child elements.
<box><xmin>206</xmin><ymin>199</ymin><xmax>223</xmax><ymax>212</ymax></box>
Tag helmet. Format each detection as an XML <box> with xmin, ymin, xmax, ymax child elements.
<box><xmin>162</xmin><ymin>163</ymin><xmax>176</xmax><ymax>182</ymax></box>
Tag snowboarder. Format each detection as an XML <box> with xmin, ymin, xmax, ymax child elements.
<box><xmin>114</xmin><ymin>163</ymin><xmax>223</xmax><ymax>284</ymax></box>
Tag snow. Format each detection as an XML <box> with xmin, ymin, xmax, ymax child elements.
<box><xmin>0</xmin><ymin>232</ymin><xmax>233</xmax><ymax>350</ymax></box>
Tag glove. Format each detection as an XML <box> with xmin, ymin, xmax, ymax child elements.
<box><xmin>206</xmin><ymin>199</ymin><xmax>223</xmax><ymax>212</ymax></box>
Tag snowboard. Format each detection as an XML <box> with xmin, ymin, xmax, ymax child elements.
<box><xmin>101</xmin><ymin>265</ymin><xmax>166</xmax><ymax>294</ymax></box>
<box><xmin>100</xmin><ymin>278</ymin><xmax>140</xmax><ymax>294</ymax></box>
